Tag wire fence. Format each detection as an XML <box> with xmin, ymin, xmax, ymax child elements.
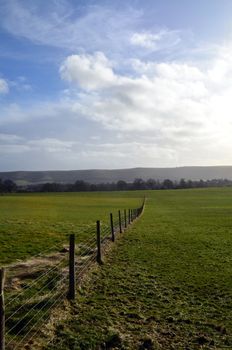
<box><xmin>0</xmin><ymin>197</ymin><xmax>145</xmax><ymax>350</ymax></box>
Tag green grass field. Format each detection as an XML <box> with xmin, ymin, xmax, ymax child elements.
<box><xmin>1</xmin><ymin>188</ymin><xmax>232</xmax><ymax>349</ymax></box>
<box><xmin>0</xmin><ymin>192</ymin><xmax>141</xmax><ymax>265</ymax></box>
<box><xmin>43</xmin><ymin>188</ymin><xmax>232</xmax><ymax>350</ymax></box>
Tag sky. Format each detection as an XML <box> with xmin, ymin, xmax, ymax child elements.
<box><xmin>1</xmin><ymin>0</ymin><xmax>232</xmax><ymax>171</ymax></box>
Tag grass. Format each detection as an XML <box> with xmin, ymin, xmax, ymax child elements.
<box><xmin>44</xmin><ymin>188</ymin><xmax>232</xmax><ymax>349</ymax></box>
<box><xmin>0</xmin><ymin>192</ymin><xmax>141</xmax><ymax>265</ymax></box>
<box><xmin>1</xmin><ymin>191</ymin><xmax>142</xmax><ymax>348</ymax></box>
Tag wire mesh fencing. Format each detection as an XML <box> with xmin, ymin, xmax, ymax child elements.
<box><xmin>0</xmin><ymin>198</ymin><xmax>145</xmax><ymax>350</ymax></box>
<box><xmin>4</xmin><ymin>256</ymin><xmax>68</xmax><ymax>349</ymax></box>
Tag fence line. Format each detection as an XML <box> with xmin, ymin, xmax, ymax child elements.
<box><xmin>1</xmin><ymin>197</ymin><xmax>145</xmax><ymax>350</ymax></box>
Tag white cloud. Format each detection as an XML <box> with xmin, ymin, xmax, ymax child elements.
<box><xmin>0</xmin><ymin>78</ymin><xmax>9</xmax><ymax>94</ymax></box>
<box><xmin>0</xmin><ymin>0</ymin><xmax>141</xmax><ymax>55</ymax></box>
<box><xmin>0</xmin><ymin>134</ymin><xmax>76</xmax><ymax>155</ymax></box>
<box><xmin>60</xmin><ymin>52</ymin><xmax>116</xmax><ymax>90</ymax></box>
<box><xmin>0</xmin><ymin>99</ymin><xmax>77</xmax><ymax>126</ymax></box>
<box><xmin>2</xmin><ymin>0</ymin><xmax>232</xmax><ymax>169</ymax></box>
<box><xmin>0</xmin><ymin>134</ymin><xmax>179</xmax><ymax>169</ymax></box>
<box><xmin>0</xmin><ymin>133</ymin><xmax>28</xmax><ymax>154</ymax></box>
<box><xmin>0</xmin><ymin>144</ymin><xmax>30</xmax><ymax>154</ymax></box>
<box><xmin>57</xmin><ymin>47</ymin><xmax>232</xmax><ymax>166</ymax></box>
<box><xmin>1</xmin><ymin>1</ymin><xmax>183</xmax><ymax>61</ymax></box>
<box><xmin>2</xmin><ymin>44</ymin><xmax>232</xmax><ymax>168</ymax></box>
<box><xmin>60</xmin><ymin>52</ymin><xmax>208</xmax><ymax>133</ymax></box>
<box><xmin>28</xmin><ymin>138</ymin><xmax>75</xmax><ymax>153</ymax></box>
<box><xmin>0</xmin><ymin>133</ymin><xmax>23</xmax><ymax>143</ymax></box>
<box><xmin>130</xmin><ymin>30</ymin><xmax>180</xmax><ymax>51</ymax></box>
<box><xmin>9</xmin><ymin>76</ymin><xmax>32</xmax><ymax>91</ymax></box>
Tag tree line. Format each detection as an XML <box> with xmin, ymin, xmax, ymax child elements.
<box><xmin>0</xmin><ymin>179</ymin><xmax>18</xmax><ymax>193</ymax></box>
<box><xmin>1</xmin><ymin>177</ymin><xmax>232</xmax><ymax>193</ymax></box>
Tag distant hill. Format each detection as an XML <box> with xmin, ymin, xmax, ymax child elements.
<box><xmin>1</xmin><ymin>166</ymin><xmax>232</xmax><ymax>186</ymax></box>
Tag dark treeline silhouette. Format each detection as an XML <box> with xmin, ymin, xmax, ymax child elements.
<box><xmin>1</xmin><ymin>177</ymin><xmax>232</xmax><ymax>193</ymax></box>
<box><xmin>0</xmin><ymin>179</ymin><xmax>18</xmax><ymax>193</ymax></box>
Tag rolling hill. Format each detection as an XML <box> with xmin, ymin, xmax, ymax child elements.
<box><xmin>1</xmin><ymin>166</ymin><xmax>232</xmax><ymax>185</ymax></box>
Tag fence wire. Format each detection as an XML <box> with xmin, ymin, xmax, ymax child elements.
<box><xmin>5</xmin><ymin>255</ymin><xmax>68</xmax><ymax>308</ymax></box>
<box><xmin>3</xmin><ymin>201</ymin><xmax>145</xmax><ymax>349</ymax></box>
<box><xmin>6</xmin><ymin>274</ymin><xmax>68</xmax><ymax>348</ymax></box>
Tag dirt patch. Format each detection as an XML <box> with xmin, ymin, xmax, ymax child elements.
<box><xmin>5</xmin><ymin>250</ymin><xmax>69</xmax><ymax>292</ymax></box>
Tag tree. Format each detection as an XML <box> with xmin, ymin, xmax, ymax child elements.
<box><xmin>132</xmin><ymin>178</ymin><xmax>146</xmax><ymax>190</ymax></box>
<box><xmin>162</xmin><ymin>179</ymin><xmax>174</xmax><ymax>189</ymax></box>
<box><xmin>179</xmin><ymin>178</ymin><xmax>187</xmax><ymax>189</ymax></box>
<box><xmin>73</xmin><ymin>180</ymin><xmax>89</xmax><ymax>192</ymax></box>
<box><xmin>0</xmin><ymin>179</ymin><xmax>3</xmax><ymax>193</ymax></box>
<box><xmin>3</xmin><ymin>179</ymin><xmax>17</xmax><ymax>193</ymax></box>
<box><xmin>146</xmin><ymin>178</ymin><xmax>157</xmax><ymax>190</ymax></box>
<box><xmin>116</xmin><ymin>180</ymin><xmax>128</xmax><ymax>191</ymax></box>
<box><xmin>41</xmin><ymin>182</ymin><xmax>61</xmax><ymax>192</ymax></box>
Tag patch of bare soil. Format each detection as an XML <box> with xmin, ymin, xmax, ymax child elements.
<box><xmin>5</xmin><ymin>249</ymin><xmax>69</xmax><ymax>292</ymax></box>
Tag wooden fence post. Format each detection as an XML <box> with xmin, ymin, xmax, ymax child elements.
<box><xmin>96</xmin><ymin>220</ymin><xmax>102</xmax><ymax>264</ymax></box>
<box><xmin>124</xmin><ymin>209</ymin><xmax>127</xmax><ymax>228</ymax></box>
<box><xmin>0</xmin><ymin>268</ymin><xmax>5</xmax><ymax>350</ymax></box>
<box><xmin>68</xmin><ymin>234</ymin><xmax>75</xmax><ymax>300</ymax></box>
<box><xmin>118</xmin><ymin>210</ymin><xmax>122</xmax><ymax>233</ymax></box>
<box><xmin>128</xmin><ymin>209</ymin><xmax>131</xmax><ymax>224</ymax></box>
<box><xmin>110</xmin><ymin>213</ymin><xmax>115</xmax><ymax>242</ymax></box>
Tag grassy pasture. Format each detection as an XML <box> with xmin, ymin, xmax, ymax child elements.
<box><xmin>46</xmin><ymin>188</ymin><xmax>232</xmax><ymax>349</ymax></box>
<box><xmin>0</xmin><ymin>192</ymin><xmax>141</xmax><ymax>265</ymax></box>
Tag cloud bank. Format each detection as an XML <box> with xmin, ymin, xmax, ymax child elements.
<box><xmin>60</xmin><ymin>48</ymin><xmax>232</xmax><ymax>140</ymax></box>
<box><xmin>0</xmin><ymin>78</ymin><xmax>9</xmax><ymax>94</ymax></box>
<box><xmin>1</xmin><ymin>1</ymin><xmax>232</xmax><ymax>170</ymax></box>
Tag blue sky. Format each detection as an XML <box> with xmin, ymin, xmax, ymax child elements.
<box><xmin>1</xmin><ymin>0</ymin><xmax>232</xmax><ymax>171</ymax></box>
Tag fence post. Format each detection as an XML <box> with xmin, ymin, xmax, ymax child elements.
<box><xmin>110</xmin><ymin>213</ymin><xmax>115</xmax><ymax>242</ymax></box>
<box><xmin>68</xmin><ymin>234</ymin><xmax>75</xmax><ymax>300</ymax></box>
<box><xmin>96</xmin><ymin>220</ymin><xmax>102</xmax><ymax>264</ymax></box>
<box><xmin>128</xmin><ymin>209</ymin><xmax>131</xmax><ymax>224</ymax></box>
<box><xmin>0</xmin><ymin>268</ymin><xmax>5</xmax><ymax>350</ymax></box>
<box><xmin>118</xmin><ymin>210</ymin><xmax>122</xmax><ymax>233</ymax></box>
<box><xmin>124</xmin><ymin>209</ymin><xmax>127</xmax><ymax>228</ymax></box>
